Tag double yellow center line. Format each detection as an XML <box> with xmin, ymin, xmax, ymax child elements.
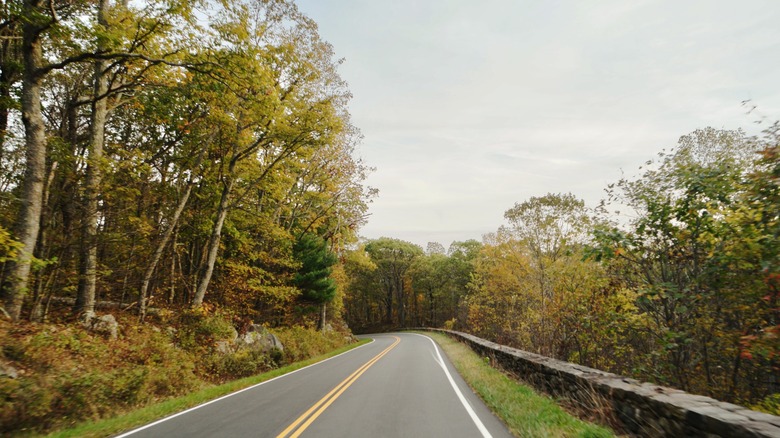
<box><xmin>276</xmin><ymin>336</ymin><xmax>401</xmax><ymax>438</ymax></box>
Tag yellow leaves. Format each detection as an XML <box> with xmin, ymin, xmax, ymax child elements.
<box><xmin>0</xmin><ymin>225</ymin><xmax>22</xmax><ymax>263</ymax></box>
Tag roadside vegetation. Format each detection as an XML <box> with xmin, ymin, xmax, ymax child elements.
<box><xmin>42</xmin><ymin>339</ymin><xmax>370</xmax><ymax>438</ymax></box>
<box><xmin>427</xmin><ymin>332</ymin><xmax>614</xmax><ymax>438</ymax></box>
<box><xmin>1</xmin><ymin>1</ymin><xmax>371</xmax><ymax>435</ymax></box>
<box><xmin>1</xmin><ymin>310</ymin><xmax>361</xmax><ymax>437</ymax></box>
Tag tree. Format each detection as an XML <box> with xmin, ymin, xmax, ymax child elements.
<box><xmin>0</xmin><ymin>0</ymin><xmax>371</xmax><ymax>330</ymax></box>
<box><xmin>426</xmin><ymin>242</ymin><xmax>445</xmax><ymax>255</ymax></box>
<box><xmin>721</xmin><ymin>123</ymin><xmax>780</xmax><ymax>400</ymax></box>
<box><xmin>465</xmin><ymin>230</ymin><xmax>531</xmax><ymax>346</ymax></box>
<box><xmin>292</xmin><ymin>233</ymin><xmax>337</xmax><ymax>330</ymax></box>
<box><xmin>74</xmin><ymin>0</ymin><xmax>112</xmax><ymax>318</ymax></box>
<box><xmin>592</xmin><ymin>127</ymin><xmax>770</xmax><ymax>399</ymax></box>
<box><xmin>503</xmin><ymin>192</ymin><xmax>592</xmax><ymax>355</ymax></box>
<box><xmin>191</xmin><ymin>0</ymin><xmax>350</xmax><ymax>307</ymax></box>
<box><xmin>1</xmin><ymin>0</ymin><xmax>199</xmax><ymax>320</ymax></box>
<box><xmin>363</xmin><ymin>238</ymin><xmax>423</xmax><ymax>327</ymax></box>
<box><xmin>409</xmin><ymin>252</ymin><xmax>447</xmax><ymax>327</ymax></box>
<box><xmin>1</xmin><ymin>0</ymin><xmax>54</xmax><ymax>320</ymax></box>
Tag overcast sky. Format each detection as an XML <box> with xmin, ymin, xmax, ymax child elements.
<box><xmin>294</xmin><ymin>0</ymin><xmax>780</xmax><ymax>249</ymax></box>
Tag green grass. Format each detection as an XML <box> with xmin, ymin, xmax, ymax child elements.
<box><xmin>38</xmin><ymin>339</ymin><xmax>371</xmax><ymax>438</ymax></box>
<box><xmin>424</xmin><ymin>332</ymin><xmax>615</xmax><ymax>438</ymax></box>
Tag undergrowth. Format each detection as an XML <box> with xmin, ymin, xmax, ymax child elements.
<box><xmin>0</xmin><ymin>311</ymin><xmax>355</xmax><ymax>436</ymax></box>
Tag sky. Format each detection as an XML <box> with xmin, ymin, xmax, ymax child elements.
<box><xmin>294</xmin><ymin>0</ymin><xmax>780</xmax><ymax>249</ymax></box>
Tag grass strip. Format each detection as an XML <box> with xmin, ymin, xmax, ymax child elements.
<box><xmin>40</xmin><ymin>339</ymin><xmax>372</xmax><ymax>438</ymax></box>
<box><xmin>423</xmin><ymin>332</ymin><xmax>615</xmax><ymax>438</ymax></box>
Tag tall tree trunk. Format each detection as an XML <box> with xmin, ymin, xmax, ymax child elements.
<box><xmin>1</xmin><ymin>0</ymin><xmax>47</xmax><ymax>321</ymax></box>
<box><xmin>75</xmin><ymin>0</ymin><xmax>110</xmax><ymax>318</ymax></box>
<box><xmin>191</xmin><ymin>172</ymin><xmax>235</xmax><ymax>307</ymax></box>
<box><xmin>385</xmin><ymin>282</ymin><xmax>393</xmax><ymax>324</ymax></box>
<box><xmin>28</xmin><ymin>161</ymin><xmax>57</xmax><ymax>321</ymax></box>
<box><xmin>139</xmin><ymin>180</ymin><xmax>195</xmax><ymax>321</ymax></box>
<box><xmin>0</xmin><ymin>14</ymin><xmax>21</xmax><ymax>156</ymax></box>
<box><xmin>317</xmin><ymin>303</ymin><xmax>326</xmax><ymax>331</ymax></box>
<box><xmin>397</xmin><ymin>277</ymin><xmax>405</xmax><ymax>327</ymax></box>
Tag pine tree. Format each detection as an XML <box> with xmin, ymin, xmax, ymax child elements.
<box><xmin>293</xmin><ymin>233</ymin><xmax>337</xmax><ymax>330</ymax></box>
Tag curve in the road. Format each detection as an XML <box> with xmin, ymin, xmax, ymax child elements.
<box><xmin>410</xmin><ymin>333</ymin><xmax>493</xmax><ymax>437</ymax></box>
<box><xmin>114</xmin><ymin>340</ymin><xmax>377</xmax><ymax>438</ymax></box>
<box><xmin>276</xmin><ymin>335</ymin><xmax>401</xmax><ymax>438</ymax></box>
<box><xmin>117</xmin><ymin>333</ymin><xmax>512</xmax><ymax>438</ymax></box>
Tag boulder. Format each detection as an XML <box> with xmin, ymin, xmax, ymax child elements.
<box><xmin>212</xmin><ymin>325</ymin><xmax>239</xmax><ymax>354</ymax></box>
<box><xmin>236</xmin><ymin>324</ymin><xmax>284</xmax><ymax>353</ymax></box>
<box><xmin>81</xmin><ymin>312</ymin><xmax>120</xmax><ymax>340</ymax></box>
<box><xmin>0</xmin><ymin>360</ymin><xmax>18</xmax><ymax>379</ymax></box>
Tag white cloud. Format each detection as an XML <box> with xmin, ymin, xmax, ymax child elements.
<box><xmin>297</xmin><ymin>0</ymin><xmax>780</xmax><ymax>248</ymax></box>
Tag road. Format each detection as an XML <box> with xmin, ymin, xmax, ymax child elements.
<box><xmin>117</xmin><ymin>332</ymin><xmax>513</xmax><ymax>438</ymax></box>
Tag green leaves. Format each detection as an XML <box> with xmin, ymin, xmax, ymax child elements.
<box><xmin>292</xmin><ymin>233</ymin><xmax>337</xmax><ymax>305</ymax></box>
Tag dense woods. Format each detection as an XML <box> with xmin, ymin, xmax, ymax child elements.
<box><xmin>0</xmin><ymin>1</ymin><xmax>373</xmax><ymax>433</ymax></box>
<box><xmin>343</xmin><ymin>127</ymin><xmax>779</xmax><ymax>412</ymax></box>
<box><xmin>0</xmin><ymin>0</ymin><xmax>373</xmax><ymax>325</ymax></box>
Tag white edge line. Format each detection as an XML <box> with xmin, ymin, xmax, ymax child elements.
<box><xmin>408</xmin><ymin>333</ymin><xmax>493</xmax><ymax>438</ymax></box>
<box><xmin>115</xmin><ymin>338</ymin><xmax>376</xmax><ymax>437</ymax></box>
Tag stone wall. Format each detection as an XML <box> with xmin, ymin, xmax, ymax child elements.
<box><xmin>428</xmin><ymin>329</ymin><xmax>780</xmax><ymax>438</ymax></box>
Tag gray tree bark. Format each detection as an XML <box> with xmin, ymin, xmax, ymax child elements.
<box><xmin>1</xmin><ymin>0</ymin><xmax>47</xmax><ymax>321</ymax></box>
<box><xmin>139</xmin><ymin>179</ymin><xmax>196</xmax><ymax>321</ymax></box>
<box><xmin>75</xmin><ymin>0</ymin><xmax>110</xmax><ymax>318</ymax></box>
<box><xmin>191</xmin><ymin>172</ymin><xmax>234</xmax><ymax>308</ymax></box>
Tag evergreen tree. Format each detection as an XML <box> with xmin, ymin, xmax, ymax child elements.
<box><xmin>293</xmin><ymin>233</ymin><xmax>337</xmax><ymax>329</ymax></box>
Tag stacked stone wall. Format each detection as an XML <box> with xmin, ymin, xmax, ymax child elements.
<box><xmin>426</xmin><ymin>329</ymin><xmax>780</xmax><ymax>438</ymax></box>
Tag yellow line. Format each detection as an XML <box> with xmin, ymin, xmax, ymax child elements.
<box><xmin>276</xmin><ymin>336</ymin><xmax>401</xmax><ymax>438</ymax></box>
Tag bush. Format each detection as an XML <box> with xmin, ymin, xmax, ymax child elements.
<box><xmin>0</xmin><ymin>319</ymin><xmax>200</xmax><ymax>434</ymax></box>
<box><xmin>200</xmin><ymin>348</ymin><xmax>280</xmax><ymax>383</ymax></box>
<box><xmin>273</xmin><ymin>325</ymin><xmax>350</xmax><ymax>363</ymax></box>
<box><xmin>753</xmin><ymin>393</ymin><xmax>780</xmax><ymax>416</ymax></box>
<box><xmin>0</xmin><ymin>315</ymin><xmax>356</xmax><ymax>436</ymax></box>
<box><xmin>443</xmin><ymin>318</ymin><xmax>456</xmax><ymax>330</ymax></box>
<box><xmin>175</xmin><ymin>309</ymin><xmax>237</xmax><ymax>353</ymax></box>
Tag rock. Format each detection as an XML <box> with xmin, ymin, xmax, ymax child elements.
<box><xmin>82</xmin><ymin>313</ymin><xmax>120</xmax><ymax>340</ymax></box>
<box><xmin>0</xmin><ymin>360</ymin><xmax>18</xmax><ymax>379</ymax></box>
<box><xmin>215</xmin><ymin>340</ymin><xmax>233</xmax><ymax>354</ymax></box>
<box><xmin>236</xmin><ymin>324</ymin><xmax>284</xmax><ymax>353</ymax></box>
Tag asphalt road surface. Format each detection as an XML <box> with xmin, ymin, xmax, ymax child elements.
<box><xmin>117</xmin><ymin>332</ymin><xmax>513</xmax><ymax>438</ymax></box>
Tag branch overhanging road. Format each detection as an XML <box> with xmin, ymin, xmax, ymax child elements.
<box><xmin>118</xmin><ymin>333</ymin><xmax>513</xmax><ymax>438</ymax></box>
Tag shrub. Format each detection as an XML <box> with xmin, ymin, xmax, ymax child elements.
<box><xmin>200</xmin><ymin>348</ymin><xmax>279</xmax><ymax>383</ymax></box>
<box><xmin>272</xmin><ymin>325</ymin><xmax>350</xmax><ymax>363</ymax></box>
<box><xmin>443</xmin><ymin>318</ymin><xmax>456</xmax><ymax>330</ymax></box>
<box><xmin>0</xmin><ymin>319</ymin><xmax>201</xmax><ymax>434</ymax></box>
<box><xmin>0</xmin><ymin>315</ymin><xmax>355</xmax><ymax>436</ymax></box>
<box><xmin>753</xmin><ymin>393</ymin><xmax>780</xmax><ymax>416</ymax></box>
<box><xmin>175</xmin><ymin>309</ymin><xmax>237</xmax><ymax>354</ymax></box>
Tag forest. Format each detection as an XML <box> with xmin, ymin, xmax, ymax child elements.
<box><xmin>0</xmin><ymin>0</ymin><xmax>373</xmax><ymax>323</ymax></box>
<box><xmin>0</xmin><ymin>0</ymin><xmax>778</xmax><ymax>434</ymax></box>
<box><xmin>0</xmin><ymin>0</ymin><xmax>375</xmax><ymax>433</ymax></box>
